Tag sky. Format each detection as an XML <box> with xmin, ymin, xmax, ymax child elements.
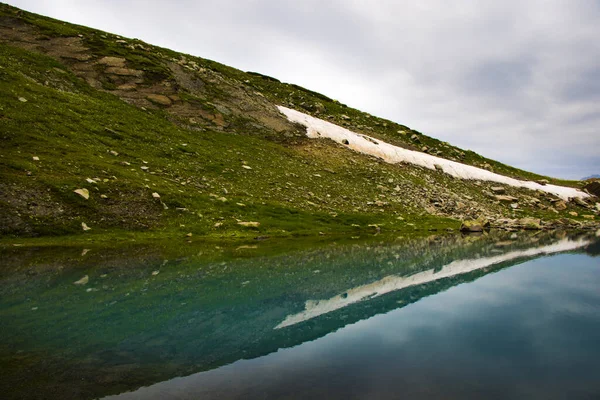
<box><xmin>6</xmin><ymin>0</ymin><xmax>600</xmax><ymax>179</ymax></box>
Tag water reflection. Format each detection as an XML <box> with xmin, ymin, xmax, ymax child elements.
<box><xmin>0</xmin><ymin>232</ymin><xmax>598</xmax><ymax>399</ymax></box>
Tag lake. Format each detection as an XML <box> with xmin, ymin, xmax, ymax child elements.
<box><xmin>1</xmin><ymin>231</ymin><xmax>599</xmax><ymax>399</ymax></box>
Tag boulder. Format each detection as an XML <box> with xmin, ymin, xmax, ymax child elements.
<box><xmin>146</xmin><ymin>94</ymin><xmax>172</xmax><ymax>106</ymax></box>
<box><xmin>460</xmin><ymin>218</ymin><xmax>490</xmax><ymax>232</ymax></box>
<box><xmin>490</xmin><ymin>186</ymin><xmax>506</xmax><ymax>194</ymax></box>
<box><xmin>583</xmin><ymin>181</ymin><xmax>600</xmax><ymax>197</ymax></box>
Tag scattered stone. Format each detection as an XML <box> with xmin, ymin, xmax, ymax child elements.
<box><xmin>238</xmin><ymin>221</ymin><xmax>260</xmax><ymax>228</ymax></box>
<box><xmin>342</xmin><ymin>139</ymin><xmax>350</xmax><ymax>145</ymax></box>
<box><xmin>214</xmin><ymin>222</ymin><xmax>223</xmax><ymax>228</ymax></box>
<box><xmin>18</xmin><ymin>97</ymin><xmax>27</xmax><ymax>102</ymax></box>
<box><xmin>85</xmin><ymin>178</ymin><xmax>96</xmax><ymax>184</ymax></box>
<box><xmin>510</xmin><ymin>203</ymin><xmax>519</xmax><ymax>209</ymax></box>
<box><xmin>490</xmin><ymin>186</ymin><xmax>506</xmax><ymax>194</ymax></box>
<box><xmin>152</xmin><ymin>270</ymin><xmax>160</xmax><ymax>276</ymax></box>
<box><xmin>81</xmin><ymin>222</ymin><xmax>92</xmax><ymax>231</ymax></box>
<box><xmin>495</xmin><ymin>195</ymin><xmax>518</xmax><ymax>203</ymax></box>
<box><xmin>32</xmin><ymin>156</ymin><xmax>39</xmax><ymax>161</ymax></box>
<box><xmin>141</xmin><ymin>166</ymin><xmax>149</xmax><ymax>171</ymax></box>
<box><xmin>74</xmin><ymin>275</ymin><xmax>89</xmax><ymax>285</ymax></box>
<box><xmin>109</xmin><ymin>150</ymin><xmax>119</xmax><ymax>156</ymax></box>
<box><xmin>242</xmin><ymin>165</ymin><xmax>252</xmax><ymax>170</ymax></box>
<box><xmin>583</xmin><ymin>215</ymin><xmax>595</xmax><ymax>220</ymax></box>
<box><xmin>536</xmin><ymin>179</ymin><xmax>549</xmax><ymax>186</ymax></box>
<box><xmin>186</xmin><ymin>232</ymin><xmax>193</xmax><ymax>237</ymax></box>
<box><xmin>152</xmin><ymin>192</ymin><xmax>161</xmax><ymax>199</ymax></box>
<box><xmin>555</xmin><ymin>201</ymin><xmax>567</xmax><ymax>211</ymax></box>
<box><xmin>74</xmin><ymin>188</ymin><xmax>90</xmax><ymax>200</ymax></box>
<box><xmin>569</xmin><ymin>211</ymin><xmax>578</xmax><ymax>217</ymax></box>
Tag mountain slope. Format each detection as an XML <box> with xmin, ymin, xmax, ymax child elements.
<box><xmin>0</xmin><ymin>3</ymin><xmax>598</xmax><ymax>239</ymax></box>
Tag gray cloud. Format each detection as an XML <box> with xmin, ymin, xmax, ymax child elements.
<box><xmin>8</xmin><ymin>0</ymin><xmax>600</xmax><ymax>179</ymax></box>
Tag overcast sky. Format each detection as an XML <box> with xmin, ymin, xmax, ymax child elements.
<box><xmin>7</xmin><ymin>0</ymin><xmax>600</xmax><ymax>179</ymax></box>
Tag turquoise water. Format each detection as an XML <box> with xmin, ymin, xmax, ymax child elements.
<box><xmin>1</xmin><ymin>232</ymin><xmax>599</xmax><ymax>399</ymax></box>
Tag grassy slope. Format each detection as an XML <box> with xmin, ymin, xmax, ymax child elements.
<box><xmin>0</xmin><ymin>3</ymin><xmax>593</xmax><ymax>240</ymax></box>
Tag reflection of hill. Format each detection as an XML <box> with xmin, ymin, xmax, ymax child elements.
<box><xmin>276</xmin><ymin>237</ymin><xmax>590</xmax><ymax>329</ymax></box>
<box><xmin>0</xmin><ymin>233</ymin><xmax>596</xmax><ymax>400</ymax></box>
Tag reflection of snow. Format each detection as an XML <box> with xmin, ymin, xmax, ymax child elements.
<box><xmin>278</xmin><ymin>106</ymin><xmax>588</xmax><ymax>201</ymax></box>
<box><xmin>275</xmin><ymin>237</ymin><xmax>590</xmax><ymax>329</ymax></box>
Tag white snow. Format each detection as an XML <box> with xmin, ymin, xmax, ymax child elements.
<box><xmin>274</xmin><ymin>237</ymin><xmax>590</xmax><ymax>329</ymax></box>
<box><xmin>278</xmin><ymin>106</ymin><xmax>588</xmax><ymax>200</ymax></box>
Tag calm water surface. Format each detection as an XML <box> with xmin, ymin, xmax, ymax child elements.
<box><xmin>1</xmin><ymin>232</ymin><xmax>599</xmax><ymax>399</ymax></box>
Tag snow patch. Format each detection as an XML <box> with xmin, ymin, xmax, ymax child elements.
<box><xmin>278</xmin><ymin>106</ymin><xmax>588</xmax><ymax>200</ymax></box>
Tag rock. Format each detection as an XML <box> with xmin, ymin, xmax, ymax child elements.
<box><xmin>495</xmin><ymin>195</ymin><xmax>518</xmax><ymax>203</ymax></box>
<box><xmin>238</xmin><ymin>221</ymin><xmax>260</xmax><ymax>228</ymax></box>
<box><xmin>341</xmin><ymin>114</ymin><xmax>351</xmax><ymax>120</ymax></box>
<box><xmin>460</xmin><ymin>218</ymin><xmax>490</xmax><ymax>232</ymax></box>
<box><xmin>583</xmin><ymin>181</ymin><xmax>600</xmax><ymax>197</ymax></box>
<box><xmin>536</xmin><ymin>179</ymin><xmax>549</xmax><ymax>186</ymax></box>
<box><xmin>100</xmin><ymin>194</ymin><xmax>108</xmax><ymax>199</ymax></box>
<box><xmin>152</xmin><ymin>192</ymin><xmax>161</xmax><ymax>199</ymax></box>
<box><xmin>81</xmin><ymin>222</ymin><xmax>92</xmax><ymax>231</ymax></box>
<box><xmin>342</xmin><ymin>139</ymin><xmax>350</xmax><ymax>145</ymax></box>
<box><xmin>214</xmin><ymin>222</ymin><xmax>223</xmax><ymax>228</ymax></box>
<box><xmin>583</xmin><ymin>215</ymin><xmax>595</xmax><ymax>220</ymax></box>
<box><xmin>73</xmin><ymin>275</ymin><xmax>89</xmax><ymax>285</ymax></box>
<box><xmin>242</xmin><ymin>165</ymin><xmax>252</xmax><ymax>170</ymax></box>
<box><xmin>141</xmin><ymin>166</ymin><xmax>149</xmax><ymax>171</ymax></box>
<box><xmin>555</xmin><ymin>201</ymin><xmax>567</xmax><ymax>211</ymax></box>
<box><xmin>146</xmin><ymin>94</ymin><xmax>172</xmax><ymax>105</ymax></box>
<box><xmin>105</xmin><ymin>67</ymin><xmax>143</xmax><ymax>77</ymax></box>
<box><xmin>152</xmin><ymin>270</ymin><xmax>160</xmax><ymax>276</ymax></box>
<box><xmin>109</xmin><ymin>150</ymin><xmax>119</xmax><ymax>156</ymax></box>
<box><xmin>32</xmin><ymin>156</ymin><xmax>39</xmax><ymax>161</ymax></box>
<box><xmin>434</xmin><ymin>164</ymin><xmax>443</xmax><ymax>172</ymax></box>
<box><xmin>186</xmin><ymin>232</ymin><xmax>193</xmax><ymax>237</ymax></box>
<box><xmin>74</xmin><ymin>188</ymin><xmax>90</xmax><ymax>200</ymax></box>
<box><xmin>490</xmin><ymin>186</ymin><xmax>506</xmax><ymax>194</ymax></box>
<box><xmin>518</xmin><ymin>218</ymin><xmax>542</xmax><ymax>230</ymax></box>
<box><xmin>572</xmin><ymin>197</ymin><xmax>588</xmax><ymax>208</ymax></box>
<box><xmin>510</xmin><ymin>203</ymin><xmax>519</xmax><ymax>209</ymax></box>
<box><xmin>97</xmin><ymin>56</ymin><xmax>126</xmax><ymax>67</ymax></box>
<box><xmin>18</xmin><ymin>97</ymin><xmax>27</xmax><ymax>102</ymax></box>
<box><xmin>569</xmin><ymin>211</ymin><xmax>578</xmax><ymax>217</ymax></box>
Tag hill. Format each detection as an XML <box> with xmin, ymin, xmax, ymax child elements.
<box><xmin>0</xmin><ymin>3</ymin><xmax>598</xmax><ymax>240</ymax></box>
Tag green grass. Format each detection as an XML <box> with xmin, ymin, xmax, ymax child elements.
<box><xmin>0</xmin><ymin>2</ymin><xmax>594</xmax><ymax>242</ymax></box>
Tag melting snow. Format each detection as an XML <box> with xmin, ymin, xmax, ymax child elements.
<box><xmin>278</xmin><ymin>106</ymin><xmax>588</xmax><ymax>200</ymax></box>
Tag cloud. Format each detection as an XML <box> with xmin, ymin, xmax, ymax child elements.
<box><xmin>7</xmin><ymin>0</ymin><xmax>600</xmax><ymax>179</ymax></box>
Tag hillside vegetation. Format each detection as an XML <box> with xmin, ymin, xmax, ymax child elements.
<box><xmin>0</xmin><ymin>3</ymin><xmax>598</xmax><ymax>241</ymax></box>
